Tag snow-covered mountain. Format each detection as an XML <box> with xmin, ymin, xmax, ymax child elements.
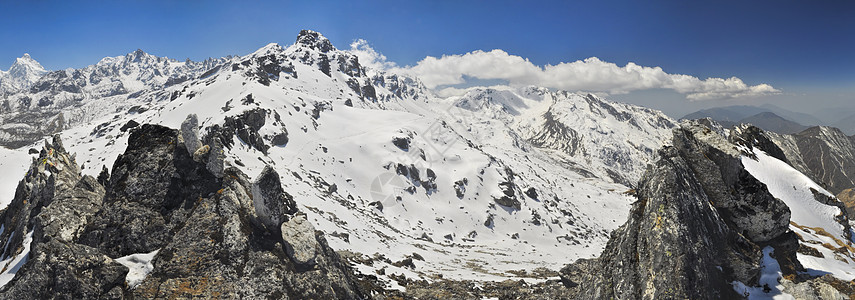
<box><xmin>0</xmin><ymin>53</ymin><xmax>46</xmax><ymax>95</ymax></box>
<box><xmin>0</xmin><ymin>30</ymin><xmax>675</xmax><ymax>287</ymax></box>
<box><xmin>0</xmin><ymin>30</ymin><xmax>852</xmax><ymax>298</ymax></box>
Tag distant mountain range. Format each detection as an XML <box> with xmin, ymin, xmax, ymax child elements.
<box><xmin>683</xmin><ymin>104</ymin><xmax>823</xmax><ymax>127</ymax></box>
<box><xmin>737</xmin><ymin>111</ymin><xmax>808</xmax><ymax>134</ymax></box>
<box><xmin>683</xmin><ymin>104</ymin><xmax>855</xmax><ymax>135</ymax></box>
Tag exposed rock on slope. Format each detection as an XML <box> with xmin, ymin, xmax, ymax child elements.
<box><xmin>567</xmin><ymin>122</ymin><xmax>855</xmax><ymax>299</ymax></box>
<box><xmin>838</xmin><ymin>188</ymin><xmax>855</xmax><ymax>220</ymax></box>
<box><xmin>576</xmin><ymin>138</ymin><xmax>761</xmax><ymax>299</ymax></box>
<box><xmin>0</xmin><ymin>124</ymin><xmax>364</xmax><ymax>299</ymax></box>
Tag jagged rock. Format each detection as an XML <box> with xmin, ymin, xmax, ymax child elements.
<box><xmin>119</xmin><ymin>120</ymin><xmax>139</xmax><ymax>132</ymax></box>
<box><xmin>180</xmin><ymin>114</ymin><xmax>201</xmax><ymax>156</ymax></box>
<box><xmin>37</xmin><ymin>174</ymin><xmax>105</xmax><ymax>243</ymax></box>
<box><xmin>251</xmin><ymin>165</ymin><xmax>298</xmax><ymax>229</ymax></box>
<box><xmin>392</xmin><ymin>136</ymin><xmax>410</xmax><ymax>151</ymax></box>
<box><xmin>296</xmin><ymin>30</ymin><xmax>335</xmax><ymax>53</ymax></box>
<box><xmin>134</xmin><ymin>166</ymin><xmax>362</xmax><ymax>299</ymax></box>
<box><xmin>79</xmin><ymin>124</ymin><xmax>221</xmax><ymax>258</ymax></box>
<box><xmin>0</xmin><ymin>123</ymin><xmax>365</xmax><ymax>299</ymax></box>
<box><xmin>571</xmin><ymin>122</ymin><xmax>828</xmax><ymax>299</ymax></box>
<box><xmin>494</xmin><ymin>181</ymin><xmax>521</xmax><ymax>210</ymax></box>
<box><xmin>0</xmin><ymin>240</ymin><xmax>128</xmax><ymax>299</ymax></box>
<box><xmin>673</xmin><ymin>122</ymin><xmax>791</xmax><ymax>243</ymax></box>
<box><xmin>581</xmin><ymin>146</ymin><xmax>759</xmax><ymax>299</ymax></box>
<box><xmin>212</xmin><ymin>108</ymin><xmax>271</xmax><ymax>154</ymax></box>
<box><xmin>0</xmin><ymin>136</ymin><xmax>126</xmax><ymax>299</ymax></box>
<box><xmin>0</xmin><ymin>134</ymin><xmax>97</xmax><ymax>258</ymax></box>
<box><xmin>97</xmin><ymin>165</ymin><xmax>110</xmax><ymax>186</ymax></box>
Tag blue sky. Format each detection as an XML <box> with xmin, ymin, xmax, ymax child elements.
<box><xmin>1</xmin><ymin>0</ymin><xmax>853</xmax><ymax>117</ymax></box>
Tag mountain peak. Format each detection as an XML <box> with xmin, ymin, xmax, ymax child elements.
<box><xmin>296</xmin><ymin>30</ymin><xmax>335</xmax><ymax>52</ymax></box>
<box><xmin>127</xmin><ymin>49</ymin><xmax>151</xmax><ymax>62</ymax></box>
<box><xmin>1</xmin><ymin>53</ymin><xmax>47</xmax><ymax>93</ymax></box>
<box><xmin>10</xmin><ymin>53</ymin><xmax>45</xmax><ymax>72</ymax></box>
<box><xmin>250</xmin><ymin>43</ymin><xmax>284</xmax><ymax>56</ymax></box>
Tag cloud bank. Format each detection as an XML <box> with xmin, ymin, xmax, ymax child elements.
<box><xmin>349</xmin><ymin>43</ymin><xmax>779</xmax><ymax>101</ymax></box>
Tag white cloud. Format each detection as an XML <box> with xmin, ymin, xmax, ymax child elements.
<box><xmin>396</xmin><ymin>50</ymin><xmax>779</xmax><ymax>101</ymax></box>
<box><xmin>349</xmin><ymin>39</ymin><xmax>398</xmax><ymax>72</ymax></box>
<box><xmin>348</xmin><ymin>43</ymin><xmax>779</xmax><ymax>101</ymax></box>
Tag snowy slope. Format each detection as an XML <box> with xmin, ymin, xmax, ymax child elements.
<box><xmin>0</xmin><ymin>31</ymin><xmax>676</xmax><ymax>285</ymax></box>
<box><xmin>742</xmin><ymin>148</ymin><xmax>855</xmax><ymax>281</ymax></box>
<box><xmin>0</xmin><ymin>147</ymin><xmax>31</xmax><ymax>208</ymax></box>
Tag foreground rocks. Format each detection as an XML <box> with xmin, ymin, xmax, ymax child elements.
<box><xmin>0</xmin><ymin>124</ymin><xmax>364</xmax><ymax>299</ymax></box>
<box><xmin>563</xmin><ymin>121</ymin><xmax>853</xmax><ymax>299</ymax></box>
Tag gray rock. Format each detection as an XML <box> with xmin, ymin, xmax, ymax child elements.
<box><xmin>205</xmin><ymin>136</ymin><xmax>225</xmax><ymax>178</ymax></box>
<box><xmin>673</xmin><ymin>122</ymin><xmax>791</xmax><ymax>243</ymax></box>
<box><xmin>251</xmin><ymin>165</ymin><xmax>297</xmax><ymax>229</ymax></box>
<box><xmin>281</xmin><ymin>214</ymin><xmax>319</xmax><ymax>266</ymax></box>
<box><xmin>0</xmin><ymin>136</ymin><xmax>126</xmax><ymax>299</ymax></box>
<box><xmin>79</xmin><ymin>124</ymin><xmax>221</xmax><ymax>258</ymax></box>
<box><xmin>0</xmin><ymin>124</ymin><xmax>366</xmax><ymax>299</ymax></box>
<box><xmin>580</xmin><ymin>145</ymin><xmax>759</xmax><ymax>299</ymax></box>
<box><xmin>134</xmin><ymin>166</ymin><xmax>363</xmax><ymax>299</ymax></box>
<box><xmin>0</xmin><ymin>240</ymin><xmax>128</xmax><ymax>299</ymax></box>
<box><xmin>180</xmin><ymin>114</ymin><xmax>201</xmax><ymax>156</ymax></box>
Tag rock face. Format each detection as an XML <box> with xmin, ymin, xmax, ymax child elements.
<box><xmin>0</xmin><ymin>124</ymin><xmax>364</xmax><ymax>299</ymax></box>
<box><xmin>0</xmin><ymin>135</ymin><xmax>127</xmax><ymax>299</ymax></box>
<box><xmin>577</xmin><ymin>146</ymin><xmax>758</xmax><ymax>299</ymax></box>
<box><xmin>837</xmin><ymin>188</ymin><xmax>855</xmax><ymax>219</ymax></box>
<box><xmin>569</xmin><ymin>121</ymin><xmax>805</xmax><ymax>299</ymax></box>
<box><xmin>78</xmin><ymin>124</ymin><xmax>221</xmax><ymax>258</ymax></box>
<box><xmin>674</xmin><ymin>123</ymin><xmax>791</xmax><ymax>243</ymax></box>
<box><xmin>251</xmin><ymin>165</ymin><xmax>298</xmax><ymax>229</ymax></box>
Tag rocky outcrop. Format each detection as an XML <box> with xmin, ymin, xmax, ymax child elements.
<box><xmin>252</xmin><ymin>165</ymin><xmax>298</xmax><ymax>229</ymax></box>
<box><xmin>0</xmin><ymin>124</ymin><xmax>365</xmax><ymax>299</ymax></box>
<box><xmin>208</xmin><ymin>108</ymin><xmax>289</xmax><ymax>155</ymax></box>
<box><xmin>78</xmin><ymin>124</ymin><xmax>221</xmax><ymax>258</ymax></box>
<box><xmin>133</xmin><ymin>166</ymin><xmax>361</xmax><ymax>299</ymax></box>
<box><xmin>567</xmin><ymin>121</ymin><xmax>808</xmax><ymax>299</ymax></box>
<box><xmin>0</xmin><ymin>135</ymin><xmax>126</xmax><ymax>299</ymax></box>
<box><xmin>576</xmin><ymin>145</ymin><xmax>758</xmax><ymax>299</ymax></box>
<box><xmin>837</xmin><ymin>188</ymin><xmax>855</xmax><ymax>220</ymax></box>
<box><xmin>675</xmin><ymin>123</ymin><xmax>792</xmax><ymax>243</ymax></box>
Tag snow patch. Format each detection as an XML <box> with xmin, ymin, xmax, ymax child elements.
<box><xmin>0</xmin><ymin>230</ymin><xmax>33</xmax><ymax>288</ymax></box>
<box><xmin>731</xmin><ymin>246</ymin><xmax>794</xmax><ymax>300</ymax></box>
<box><xmin>115</xmin><ymin>249</ymin><xmax>160</xmax><ymax>288</ymax></box>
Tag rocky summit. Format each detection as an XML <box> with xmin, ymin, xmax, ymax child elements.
<box><xmin>0</xmin><ymin>124</ymin><xmax>364</xmax><ymax>299</ymax></box>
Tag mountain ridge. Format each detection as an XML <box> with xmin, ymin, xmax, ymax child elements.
<box><xmin>0</xmin><ymin>30</ymin><xmax>853</xmax><ymax>298</ymax></box>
